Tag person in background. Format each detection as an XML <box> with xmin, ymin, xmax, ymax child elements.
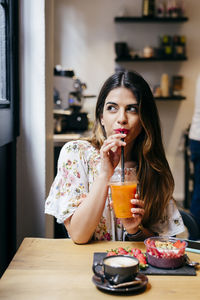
<box><xmin>189</xmin><ymin>74</ymin><xmax>200</xmax><ymax>237</ymax></box>
<box><xmin>45</xmin><ymin>70</ymin><xmax>184</xmax><ymax>244</ymax></box>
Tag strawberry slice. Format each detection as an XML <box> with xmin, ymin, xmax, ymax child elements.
<box><xmin>117</xmin><ymin>247</ymin><xmax>129</xmax><ymax>255</ymax></box>
<box><xmin>135</xmin><ymin>253</ymin><xmax>148</xmax><ymax>269</ymax></box>
<box><xmin>173</xmin><ymin>240</ymin><xmax>186</xmax><ymax>250</ymax></box>
<box><xmin>145</xmin><ymin>238</ymin><xmax>151</xmax><ymax>245</ymax></box>
<box><xmin>107</xmin><ymin>251</ymin><xmax>117</xmax><ymax>257</ymax></box>
<box><xmin>136</xmin><ymin>253</ymin><xmax>147</xmax><ymax>264</ymax></box>
<box><xmin>173</xmin><ymin>240</ymin><xmax>182</xmax><ymax>248</ymax></box>
<box><xmin>130</xmin><ymin>248</ymin><xmax>142</xmax><ymax>257</ymax></box>
<box><xmin>146</xmin><ymin>240</ymin><xmax>161</xmax><ymax>257</ymax></box>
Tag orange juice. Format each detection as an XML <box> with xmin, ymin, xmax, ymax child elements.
<box><xmin>110</xmin><ymin>182</ymin><xmax>137</xmax><ymax>218</ymax></box>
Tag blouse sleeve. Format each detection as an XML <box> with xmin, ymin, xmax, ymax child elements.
<box><xmin>150</xmin><ymin>199</ymin><xmax>185</xmax><ymax>236</ymax></box>
<box><xmin>45</xmin><ymin>141</ymin><xmax>89</xmax><ymax>223</ymax></box>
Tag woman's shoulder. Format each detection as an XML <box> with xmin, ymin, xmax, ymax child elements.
<box><xmin>60</xmin><ymin>140</ymin><xmax>98</xmax><ymax>158</ymax></box>
<box><xmin>62</xmin><ymin>139</ymin><xmax>95</xmax><ymax>150</ymax></box>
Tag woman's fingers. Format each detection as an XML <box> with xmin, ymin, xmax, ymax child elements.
<box><xmin>99</xmin><ymin>132</ymin><xmax>127</xmax><ymax>177</ymax></box>
<box><xmin>100</xmin><ymin>133</ymin><xmax>127</xmax><ymax>157</ymax></box>
<box><xmin>110</xmin><ymin>133</ymin><xmax>126</xmax><ymax>140</ymax></box>
<box><xmin>131</xmin><ymin>207</ymin><xmax>144</xmax><ymax>217</ymax></box>
<box><xmin>101</xmin><ymin>141</ymin><xmax>116</xmax><ymax>154</ymax></box>
<box><xmin>100</xmin><ymin>141</ymin><xmax>126</xmax><ymax>159</ymax></box>
<box><xmin>103</xmin><ymin>138</ymin><xmax>126</xmax><ymax>149</ymax></box>
<box><xmin>131</xmin><ymin>198</ymin><xmax>144</xmax><ymax>208</ymax></box>
<box><xmin>103</xmin><ymin>133</ymin><xmax>126</xmax><ymax>147</ymax></box>
<box><xmin>130</xmin><ymin>198</ymin><xmax>144</xmax><ymax>217</ymax></box>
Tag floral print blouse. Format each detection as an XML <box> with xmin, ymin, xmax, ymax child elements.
<box><xmin>45</xmin><ymin>140</ymin><xmax>184</xmax><ymax>241</ymax></box>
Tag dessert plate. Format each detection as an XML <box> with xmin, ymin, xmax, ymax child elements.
<box><xmin>92</xmin><ymin>273</ymin><xmax>148</xmax><ymax>294</ymax></box>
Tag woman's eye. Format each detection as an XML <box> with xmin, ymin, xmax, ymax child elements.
<box><xmin>107</xmin><ymin>105</ymin><xmax>117</xmax><ymax>112</ymax></box>
<box><xmin>127</xmin><ymin>105</ymin><xmax>138</xmax><ymax>112</ymax></box>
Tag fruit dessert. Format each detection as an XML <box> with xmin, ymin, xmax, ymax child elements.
<box><xmin>106</xmin><ymin>246</ymin><xmax>148</xmax><ymax>270</ymax></box>
<box><xmin>144</xmin><ymin>237</ymin><xmax>187</xmax><ymax>269</ymax></box>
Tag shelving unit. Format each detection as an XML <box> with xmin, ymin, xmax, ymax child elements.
<box><xmin>115</xmin><ymin>57</ymin><xmax>187</xmax><ymax>62</ymax></box>
<box><xmin>114</xmin><ymin>16</ymin><xmax>188</xmax><ymax>23</ymax></box>
<box><xmin>155</xmin><ymin>96</ymin><xmax>186</xmax><ymax>101</ymax></box>
<box><xmin>114</xmin><ymin>15</ymin><xmax>188</xmax><ymax>101</ymax></box>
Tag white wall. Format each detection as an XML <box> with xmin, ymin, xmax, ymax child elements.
<box><xmin>17</xmin><ymin>0</ymin><xmax>54</xmax><ymax>246</ymax></box>
<box><xmin>54</xmin><ymin>0</ymin><xmax>200</xmax><ymax>203</ymax></box>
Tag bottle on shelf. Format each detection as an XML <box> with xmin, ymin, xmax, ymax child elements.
<box><xmin>142</xmin><ymin>0</ymin><xmax>155</xmax><ymax>18</ymax></box>
<box><xmin>166</xmin><ymin>0</ymin><xmax>185</xmax><ymax>18</ymax></box>
<box><xmin>160</xmin><ymin>35</ymin><xmax>173</xmax><ymax>58</ymax></box>
<box><xmin>180</xmin><ymin>35</ymin><xmax>186</xmax><ymax>56</ymax></box>
<box><xmin>166</xmin><ymin>0</ymin><xmax>177</xmax><ymax>18</ymax></box>
<box><xmin>160</xmin><ymin>73</ymin><xmax>170</xmax><ymax>97</ymax></box>
<box><xmin>172</xmin><ymin>75</ymin><xmax>183</xmax><ymax>96</ymax></box>
<box><xmin>156</xmin><ymin>0</ymin><xmax>166</xmax><ymax>18</ymax></box>
<box><xmin>172</xmin><ymin>35</ymin><xmax>186</xmax><ymax>58</ymax></box>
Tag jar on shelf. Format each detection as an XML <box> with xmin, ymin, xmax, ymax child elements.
<box><xmin>143</xmin><ymin>46</ymin><xmax>154</xmax><ymax>58</ymax></box>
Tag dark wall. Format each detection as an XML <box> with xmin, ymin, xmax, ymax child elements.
<box><xmin>0</xmin><ymin>142</ymin><xmax>16</xmax><ymax>277</ymax></box>
<box><xmin>0</xmin><ymin>0</ymin><xmax>19</xmax><ymax>277</ymax></box>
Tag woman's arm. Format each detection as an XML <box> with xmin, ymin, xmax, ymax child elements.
<box><xmin>64</xmin><ymin>172</ymin><xmax>109</xmax><ymax>244</ymax></box>
<box><xmin>65</xmin><ymin>133</ymin><xmax>126</xmax><ymax>244</ymax></box>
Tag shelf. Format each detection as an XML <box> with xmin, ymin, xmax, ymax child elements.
<box><xmin>114</xmin><ymin>16</ymin><xmax>188</xmax><ymax>23</ymax></box>
<box><xmin>155</xmin><ymin>96</ymin><xmax>186</xmax><ymax>101</ymax></box>
<box><xmin>115</xmin><ymin>56</ymin><xmax>187</xmax><ymax>62</ymax></box>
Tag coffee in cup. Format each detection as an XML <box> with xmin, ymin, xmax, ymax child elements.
<box><xmin>92</xmin><ymin>255</ymin><xmax>139</xmax><ymax>285</ymax></box>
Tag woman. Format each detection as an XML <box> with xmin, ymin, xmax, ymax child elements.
<box><xmin>45</xmin><ymin>70</ymin><xmax>184</xmax><ymax>244</ymax></box>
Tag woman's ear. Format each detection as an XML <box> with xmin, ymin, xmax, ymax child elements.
<box><xmin>100</xmin><ymin>116</ymin><xmax>104</xmax><ymax>126</ymax></box>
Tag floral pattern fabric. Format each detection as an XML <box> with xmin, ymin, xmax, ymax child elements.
<box><xmin>45</xmin><ymin>140</ymin><xmax>184</xmax><ymax>240</ymax></box>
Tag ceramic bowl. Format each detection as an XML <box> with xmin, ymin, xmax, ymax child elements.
<box><xmin>144</xmin><ymin>236</ymin><xmax>187</xmax><ymax>269</ymax></box>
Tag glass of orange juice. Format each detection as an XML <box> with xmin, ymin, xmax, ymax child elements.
<box><xmin>110</xmin><ymin>168</ymin><xmax>137</xmax><ymax>218</ymax></box>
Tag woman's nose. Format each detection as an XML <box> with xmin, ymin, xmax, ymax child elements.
<box><xmin>117</xmin><ymin>110</ymin><xmax>128</xmax><ymax>125</ymax></box>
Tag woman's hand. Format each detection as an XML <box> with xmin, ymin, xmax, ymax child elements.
<box><xmin>121</xmin><ymin>193</ymin><xmax>144</xmax><ymax>234</ymax></box>
<box><xmin>99</xmin><ymin>133</ymin><xmax>126</xmax><ymax>179</ymax></box>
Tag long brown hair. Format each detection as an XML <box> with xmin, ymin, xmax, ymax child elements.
<box><xmin>88</xmin><ymin>70</ymin><xmax>174</xmax><ymax>227</ymax></box>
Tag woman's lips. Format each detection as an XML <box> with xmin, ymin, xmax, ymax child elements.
<box><xmin>114</xmin><ymin>128</ymin><xmax>129</xmax><ymax>135</ymax></box>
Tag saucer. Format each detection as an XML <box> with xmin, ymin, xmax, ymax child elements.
<box><xmin>92</xmin><ymin>273</ymin><xmax>148</xmax><ymax>294</ymax></box>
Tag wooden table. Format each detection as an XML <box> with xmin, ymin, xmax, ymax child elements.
<box><xmin>0</xmin><ymin>238</ymin><xmax>199</xmax><ymax>300</ymax></box>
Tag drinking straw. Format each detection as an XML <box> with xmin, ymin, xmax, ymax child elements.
<box><xmin>115</xmin><ymin>129</ymin><xmax>126</xmax><ymax>182</ymax></box>
<box><xmin>121</xmin><ymin>143</ymin><xmax>125</xmax><ymax>182</ymax></box>
<box><xmin>120</xmin><ymin>134</ymin><xmax>125</xmax><ymax>183</ymax></box>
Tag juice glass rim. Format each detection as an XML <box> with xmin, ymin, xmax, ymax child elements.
<box><xmin>109</xmin><ymin>167</ymin><xmax>137</xmax><ymax>184</ymax></box>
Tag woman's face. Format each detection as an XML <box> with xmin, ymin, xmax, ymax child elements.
<box><xmin>101</xmin><ymin>87</ymin><xmax>142</xmax><ymax>146</ymax></box>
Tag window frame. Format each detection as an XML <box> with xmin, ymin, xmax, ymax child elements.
<box><xmin>0</xmin><ymin>0</ymin><xmax>19</xmax><ymax>145</ymax></box>
<box><xmin>0</xmin><ymin>0</ymin><xmax>9</xmax><ymax>107</ymax></box>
